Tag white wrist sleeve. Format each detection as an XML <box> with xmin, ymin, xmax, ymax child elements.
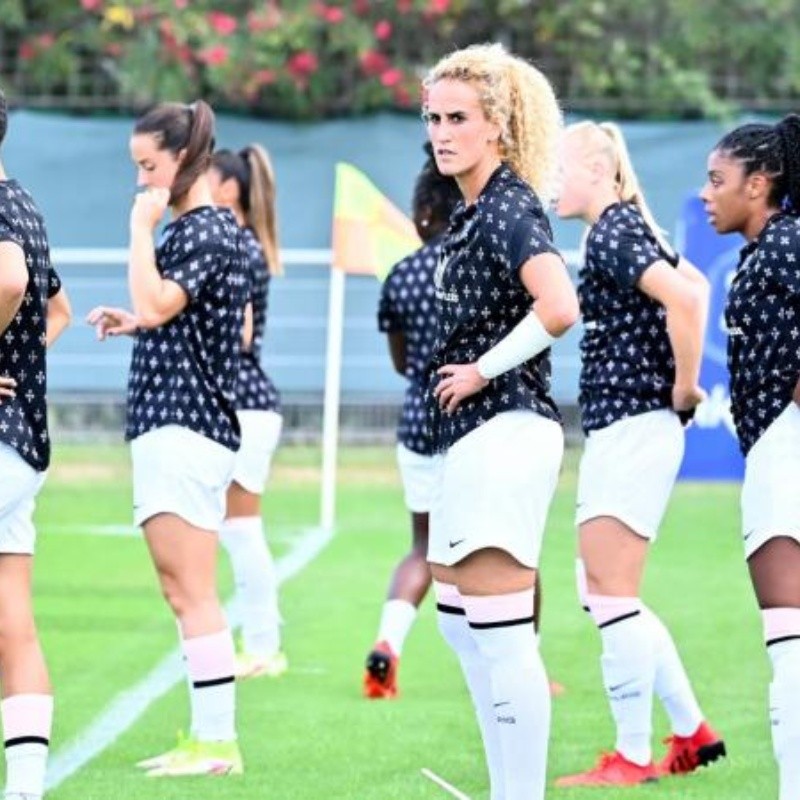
<box><xmin>476</xmin><ymin>311</ymin><xmax>556</xmax><ymax>380</ymax></box>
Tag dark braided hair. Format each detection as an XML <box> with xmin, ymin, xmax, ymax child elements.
<box><xmin>412</xmin><ymin>142</ymin><xmax>461</xmax><ymax>242</ymax></box>
<box><xmin>714</xmin><ymin>113</ymin><xmax>800</xmax><ymax>214</ymax></box>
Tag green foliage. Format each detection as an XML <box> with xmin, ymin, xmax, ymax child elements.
<box><xmin>4</xmin><ymin>0</ymin><xmax>799</xmax><ymax>118</ymax></box>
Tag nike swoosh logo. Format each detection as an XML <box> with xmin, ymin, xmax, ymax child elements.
<box><xmin>608</xmin><ymin>679</ymin><xmax>635</xmax><ymax>693</ymax></box>
<box><xmin>493</xmin><ymin>701</ymin><xmax>510</xmax><ymax>708</ymax></box>
<box><xmin>744</xmin><ymin>529</ymin><xmax>756</xmax><ymax>541</ymax></box>
<box><xmin>449</xmin><ymin>538</ymin><xmax>465</xmax><ymax>548</ymax></box>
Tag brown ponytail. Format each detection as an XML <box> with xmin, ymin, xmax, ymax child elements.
<box><xmin>241</xmin><ymin>145</ymin><xmax>282</xmax><ymax>276</ymax></box>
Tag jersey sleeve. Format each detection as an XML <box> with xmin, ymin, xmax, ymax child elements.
<box><xmin>47</xmin><ymin>265</ymin><xmax>62</xmax><ymax>298</ymax></box>
<box><xmin>377</xmin><ymin>268</ymin><xmax>403</xmax><ymax>333</ymax></box>
<box><xmin>160</xmin><ymin>226</ymin><xmax>217</xmax><ymax>302</ymax></box>
<box><xmin>601</xmin><ymin>210</ymin><xmax>670</xmax><ymax>290</ymax></box>
<box><xmin>503</xmin><ymin>208</ymin><xmax>563</xmax><ymax>275</ymax></box>
<box><xmin>766</xmin><ymin>220</ymin><xmax>800</xmax><ymax>295</ymax></box>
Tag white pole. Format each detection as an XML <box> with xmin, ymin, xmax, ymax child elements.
<box><xmin>320</xmin><ymin>266</ymin><xmax>346</xmax><ymax>534</ymax></box>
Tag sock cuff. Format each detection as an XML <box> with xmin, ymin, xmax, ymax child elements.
<box><xmin>764</xmin><ymin>607</ymin><xmax>800</xmax><ymax>647</ymax></box>
<box><xmin>182</xmin><ymin>629</ymin><xmax>236</xmax><ymax>684</ymax></box>
<box><xmin>434</xmin><ymin>582</ymin><xmax>465</xmax><ymax>616</ymax></box>
<box><xmin>221</xmin><ymin>515</ymin><xmax>263</xmax><ymax>537</ymax></box>
<box><xmin>462</xmin><ymin>588</ymin><xmax>535</xmax><ymax>629</ymax></box>
<box><xmin>1</xmin><ymin>694</ymin><xmax>53</xmax><ymax>742</ymax></box>
<box><xmin>586</xmin><ymin>594</ymin><xmax>642</xmax><ymax>628</ymax></box>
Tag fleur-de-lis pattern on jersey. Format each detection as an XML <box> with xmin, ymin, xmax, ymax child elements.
<box><xmin>426</xmin><ymin>165</ymin><xmax>562</xmax><ymax>453</ymax></box>
<box><xmin>0</xmin><ymin>180</ymin><xmax>62</xmax><ymax>471</ymax></box>
<box><xmin>378</xmin><ymin>234</ymin><xmax>443</xmax><ymax>456</ymax></box>
<box><xmin>725</xmin><ymin>213</ymin><xmax>800</xmax><ymax>456</ymax></box>
<box><xmin>579</xmin><ymin>202</ymin><xmax>678</xmax><ymax>433</ymax></box>
<box><xmin>125</xmin><ymin>206</ymin><xmax>249</xmax><ymax>451</ymax></box>
<box><xmin>236</xmin><ymin>227</ymin><xmax>280</xmax><ymax>412</ymax></box>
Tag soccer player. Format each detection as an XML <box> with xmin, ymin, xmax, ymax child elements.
<box><xmin>86</xmin><ymin>100</ymin><xmax>248</xmax><ymax>777</ymax></box>
<box><xmin>554</xmin><ymin>121</ymin><xmax>725</xmax><ymax>787</ymax></box>
<box><xmin>0</xmin><ymin>85</ymin><xmax>71</xmax><ymax>800</ymax></box>
<box><xmin>422</xmin><ymin>44</ymin><xmax>579</xmax><ymax>800</ymax></box>
<box><xmin>363</xmin><ymin>144</ymin><xmax>461</xmax><ymax>699</ymax></box>
<box><xmin>207</xmin><ymin>145</ymin><xmax>287</xmax><ymax>680</ymax></box>
<box><xmin>702</xmin><ymin>114</ymin><xmax>800</xmax><ymax>800</ymax></box>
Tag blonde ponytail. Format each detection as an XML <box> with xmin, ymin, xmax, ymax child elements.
<box><xmin>424</xmin><ymin>44</ymin><xmax>563</xmax><ymax>204</ymax></box>
<box><xmin>242</xmin><ymin>144</ymin><xmax>282</xmax><ymax>277</ymax></box>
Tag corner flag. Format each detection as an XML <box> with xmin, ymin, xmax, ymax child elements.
<box><xmin>331</xmin><ymin>162</ymin><xmax>421</xmax><ymax>280</ymax></box>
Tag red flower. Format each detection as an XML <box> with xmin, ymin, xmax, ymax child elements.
<box><xmin>287</xmin><ymin>51</ymin><xmax>319</xmax><ymax>78</ymax></box>
<box><xmin>247</xmin><ymin>6</ymin><xmax>281</xmax><ymax>32</ymax></box>
<box><xmin>198</xmin><ymin>45</ymin><xmax>229</xmax><ymax>66</ymax></box>
<box><xmin>352</xmin><ymin>0</ymin><xmax>370</xmax><ymax>15</ymax></box>
<box><xmin>174</xmin><ymin>0</ymin><xmax>188</xmax><ymax>8</ymax></box>
<box><xmin>397</xmin><ymin>0</ymin><xmax>413</xmax><ymax>11</ymax></box>
<box><xmin>380</xmin><ymin>68</ymin><xmax>404</xmax><ymax>87</ymax></box>
<box><xmin>359</xmin><ymin>49</ymin><xmax>389</xmax><ymax>76</ymax></box>
<box><xmin>37</xmin><ymin>33</ymin><xmax>56</xmax><ymax>49</ymax></box>
<box><xmin>323</xmin><ymin>6</ymin><xmax>345</xmax><ymax>23</ymax></box>
<box><xmin>426</xmin><ymin>0</ymin><xmax>450</xmax><ymax>13</ymax></box>
<box><xmin>207</xmin><ymin>11</ymin><xmax>238</xmax><ymax>36</ymax></box>
<box><xmin>394</xmin><ymin>86</ymin><xmax>413</xmax><ymax>107</ymax></box>
<box><xmin>18</xmin><ymin>41</ymin><xmax>35</xmax><ymax>61</ymax></box>
<box><xmin>374</xmin><ymin>19</ymin><xmax>392</xmax><ymax>40</ymax></box>
<box><xmin>81</xmin><ymin>0</ymin><xmax>103</xmax><ymax>10</ymax></box>
<box><xmin>253</xmin><ymin>68</ymin><xmax>277</xmax><ymax>87</ymax></box>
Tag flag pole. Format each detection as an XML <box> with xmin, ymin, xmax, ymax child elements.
<box><xmin>320</xmin><ymin>265</ymin><xmax>346</xmax><ymax>534</ymax></box>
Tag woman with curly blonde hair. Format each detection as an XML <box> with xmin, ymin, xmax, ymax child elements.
<box><xmin>422</xmin><ymin>44</ymin><xmax>578</xmax><ymax>800</ymax></box>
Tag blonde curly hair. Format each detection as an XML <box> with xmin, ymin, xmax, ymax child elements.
<box><xmin>423</xmin><ymin>43</ymin><xmax>563</xmax><ymax>204</ymax></box>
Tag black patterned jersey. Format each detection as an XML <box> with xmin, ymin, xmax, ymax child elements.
<box><xmin>725</xmin><ymin>213</ymin><xmax>800</xmax><ymax>456</ymax></box>
<box><xmin>378</xmin><ymin>235</ymin><xmax>442</xmax><ymax>456</ymax></box>
<box><xmin>236</xmin><ymin>227</ymin><xmax>280</xmax><ymax>413</ymax></box>
<box><xmin>579</xmin><ymin>202</ymin><xmax>679</xmax><ymax>433</ymax></box>
<box><xmin>0</xmin><ymin>179</ymin><xmax>61</xmax><ymax>471</ymax></box>
<box><xmin>427</xmin><ymin>164</ymin><xmax>562</xmax><ymax>453</ymax></box>
<box><xmin>125</xmin><ymin>206</ymin><xmax>249</xmax><ymax>450</ymax></box>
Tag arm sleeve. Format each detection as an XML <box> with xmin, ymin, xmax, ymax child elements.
<box><xmin>160</xmin><ymin>234</ymin><xmax>216</xmax><ymax>303</ymax></box>
<box><xmin>503</xmin><ymin>209</ymin><xmax>563</xmax><ymax>276</ymax></box>
<box><xmin>768</xmin><ymin>221</ymin><xmax>800</xmax><ymax>295</ymax></box>
<box><xmin>601</xmin><ymin>213</ymin><xmax>671</xmax><ymax>290</ymax></box>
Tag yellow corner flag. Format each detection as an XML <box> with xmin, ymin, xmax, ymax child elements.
<box><xmin>331</xmin><ymin>162</ymin><xmax>421</xmax><ymax>280</ymax></box>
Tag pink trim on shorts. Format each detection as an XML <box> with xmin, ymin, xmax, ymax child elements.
<box><xmin>462</xmin><ymin>588</ymin><xmax>535</xmax><ymax>625</ymax></box>
<box><xmin>182</xmin><ymin>629</ymin><xmax>235</xmax><ymax>683</ymax></box>
<box><xmin>433</xmin><ymin>581</ymin><xmax>463</xmax><ymax>610</ymax></box>
<box><xmin>1</xmin><ymin>694</ymin><xmax>53</xmax><ymax>741</ymax></box>
<box><xmin>763</xmin><ymin>607</ymin><xmax>800</xmax><ymax>644</ymax></box>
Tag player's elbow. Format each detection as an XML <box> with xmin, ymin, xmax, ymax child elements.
<box><xmin>541</xmin><ymin>293</ymin><xmax>579</xmax><ymax>338</ymax></box>
<box><xmin>0</xmin><ymin>271</ymin><xmax>27</xmax><ymax>310</ymax></box>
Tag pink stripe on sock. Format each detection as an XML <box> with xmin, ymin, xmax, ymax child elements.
<box><xmin>1</xmin><ymin>695</ymin><xmax>53</xmax><ymax>742</ymax></box>
<box><xmin>433</xmin><ymin>581</ymin><xmax>463</xmax><ymax>610</ymax></box>
<box><xmin>586</xmin><ymin>594</ymin><xmax>641</xmax><ymax>627</ymax></box>
<box><xmin>462</xmin><ymin>588</ymin><xmax>535</xmax><ymax>624</ymax></box>
<box><xmin>182</xmin><ymin>629</ymin><xmax>236</xmax><ymax>683</ymax></box>
<box><xmin>763</xmin><ymin>607</ymin><xmax>800</xmax><ymax>643</ymax></box>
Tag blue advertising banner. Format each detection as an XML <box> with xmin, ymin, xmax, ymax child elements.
<box><xmin>675</xmin><ymin>196</ymin><xmax>745</xmax><ymax>480</ymax></box>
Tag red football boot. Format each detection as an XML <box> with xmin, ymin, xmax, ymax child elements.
<box><xmin>362</xmin><ymin>640</ymin><xmax>399</xmax><ymax>699</ymax></box>
<box><xmin>555</xmin><ymin>751</ymin><xmax>659</xmax><ymax>787</ymax></box>
<box><xmin>658</xmin><ymin>721</ymin><xmax>726</xmax><ymax>776</ymax></box>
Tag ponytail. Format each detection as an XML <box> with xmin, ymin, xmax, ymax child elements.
<box><xmin>134</xmin><ymin>99</ymin><xmax>215</xmax><ymax>206</ymax></box>
<box><xmin>775</xmin><ymin>113</ymin><xmax>800</xmax><ymax>213</ymax></box>
<box><xmin>240</xmin><ymin>144</ymin><xmax>282</xmax><ymax>276</ymax></box>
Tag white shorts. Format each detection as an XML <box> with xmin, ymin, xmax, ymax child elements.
<box><xmin>396</xmin><ymin>443</ymin><xmax>436</xmax><ymax>513</ymax></box>
<box><xmin>429</xmin><ymin>410</ymin><xmax>563</xmax><ymax>568</ymax></box>
<box><xmin>0</xmin><ymin>444</ymin><xmax>46</xmax><ymax>555</ymax></box>
<box><xmin>131</xmin><ymin>425</ymin><xmax>235</xmax><ymax>531</ymax></box>
<box><xmin>741</xmin><ymin>403</ymin><xmax>800</xmax><ymax>559</ymax></box>
<box><xmin>576</xmin><ymin>409</ymin><xmax>684</xmax><ymax>540</ymax></box>
<box><xmin>230</xmin><ymin>410</ymin><xmax>282</xmax><ymax>495</ymax></box>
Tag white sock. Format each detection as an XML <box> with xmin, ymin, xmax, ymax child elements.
<box><xmin>589</xmin><ymin>595</ymin><xmax>655</xmax><ymax>766</ymax></box>
<box><xmin>221</xmin><ymin>516</ymin><xmax>281</xmax><ymax>657</ymax></box>
<box><xmin>377</xmin><ymin>599</ymin><xmax>418</xmax><ymax>656</ymax></box>
<box><xmin>182</xmin><ymin>629</ymin><xmax>237</xmax><ymax>742</ymax></box>
<box><xmin>765</xmin><ymin>609</ymin><xmax>800</xmax><ymax>800</ymax></box>
<box><xmin>642</xmin><ymin>607</ymin><xmax>703</xmax><ymax>736</ymax></box>
<box><xmin>464</xmin><ymin>589</ymin><xmax>549</xmax><ymax>800</ymax></box>
<box><xmin>2</xmin><ymin>694</ymin><xmax>52</xmax><ymax>799</ymax></box>
<box><xmin>434</xmin><ymin>582</ymin><xmax>504</xmax><ymax>800</ymax></box>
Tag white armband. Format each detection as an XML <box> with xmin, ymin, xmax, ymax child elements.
<box><xmin>476</xmin><ymin>311</ymin><xmax>556</xmax><ymax>380</ymax></box>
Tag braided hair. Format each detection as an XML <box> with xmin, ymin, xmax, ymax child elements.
<box><xmin>412</xmin><ymin>142</ymin><xmax>461</xmax><ymax>242</ymax></box>
<box><xmin>714</xmin><ymin>113</ymin><xmax>800</xmax><ymax>214</ymax></box>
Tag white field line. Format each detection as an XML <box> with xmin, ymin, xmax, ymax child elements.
<box><xmin>421</xmin><ymin>767</ymin><xmax>472</xmax><ymax>799</ymax></box>
<box><xmin>44</xmin><ymin>523</ymin><xmax>301</xmax><ymax>545</ymax></box>
<box><xmin>45</xmin><ymin>523</ymin><xmax>333</xmax><ymax>791</ymax></box>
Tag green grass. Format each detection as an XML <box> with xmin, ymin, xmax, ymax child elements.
<box><xmin>25</xmin><ymin>443</ymin><xmax>774</xmax><ymax>799</ymax></box>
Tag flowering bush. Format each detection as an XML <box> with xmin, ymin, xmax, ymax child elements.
<box><xmin>8</xmin><ymin>0</ymin><xmax>465</xmax><ymax>118</ymax></box>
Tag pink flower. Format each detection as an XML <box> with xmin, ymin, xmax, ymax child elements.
<box><xmin>198</xmin><ymin>45</ymin><xmax>229</xmax><ymax>66</ymax></box>
<box><xmin>37</xmin><ymin>33</ymin><xmax>56</xmax><ymax>49</ymax></box>
<box><xmin>359</xmin><ymin>49</ymin><xmax>389</xmax><ymax>76</ymax></box>
<box><xmin>397</xmin><ymin>0</ymin><xmax>413</xmax><ymax>11</ymax></box>
<box><xmin>287</xmin><ymin>51</ymin><xmax>319</xmax><ymax>78</ymax></box>
<box><xmin>323</xmin><ymin>6</ymin><xmax>345</xmax><ymax>23</ymax></box>
<box><xmin>253</xmin><ymin>68</ymin><xmax>277</xmax><ymax>86</ymax></box>
<box><xmin>207</xmin><ymin>11</ymin><xmax>238</xmax><ymax>36</ymax></box>
<box><xmin>380</xmin><ymin>68</ymin><xmax>404</xmax><ymax>87</ymax></box>
<box><xmin>352</xmin><ymin>0</ymin><xmax>370</xmax><ymax>15</ymax></box>
<box><xmin>18</xmin><ymin>41</ymin><xmax>35</xmax><ymax>61</ymax></box>
<box><xmin>427</xmin><ymin>0</ymin><xmax>450</xmax><ymax>12</ymax></box>
<box><xmin>394</xmin><ymin>85</ymin><xmax>412</xmax><ymax>106</ymax></box>
<box><xmin>174</xmin><ymin>0</ymin><xmax>188</xmax><ymax>8</ymax></box>
<box><xmin>81</xmin><ymin>0</ymin><xmax>102</xmax><ymax>10</ymax></box>
<box><xmin>374</xmin><ymin>19</ymin><xmax>392</xmax><ymax>40</ymax></box>
<box><xmin>104</xmin><ymin>42</ymin><xmax>124</xmax><ymax>57</ymax></box>
<box><xmin>247</xmin><ymin>6</ymin><xmax>281</xmax><ymax>32</ymax></box>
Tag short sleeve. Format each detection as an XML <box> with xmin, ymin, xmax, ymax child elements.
<box><xmin>600</xmin><ymin>211</ymin><xmax>666</xmax><ymax>290</ymax></box>
<box><xmin>0</xmin><ymin>219</ymin><xmax>24</xmax><ymax>250</ymax></box>
<box><xmin>505</xmin><ymin>209</ymin><xmax>562</xmax><ymax>274</ymax></box>
<box><xmin>160</xmin><ymin>232</ymin><xmax>215</xmax><ymax>302</ymax></box>
<box><xmin>378</xmin><ymin>271</ymin><xmax>402</xmax><ymax>333</ymax></box>
<box><xmin>47</xmin><ymin>265</ymin><xmax>62</xmax><ymax>298</ymax></box>
<box><xmin>765</xmin><ymin>221</ymin><xmax>800</xmax><ymax>295</ymax></box>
